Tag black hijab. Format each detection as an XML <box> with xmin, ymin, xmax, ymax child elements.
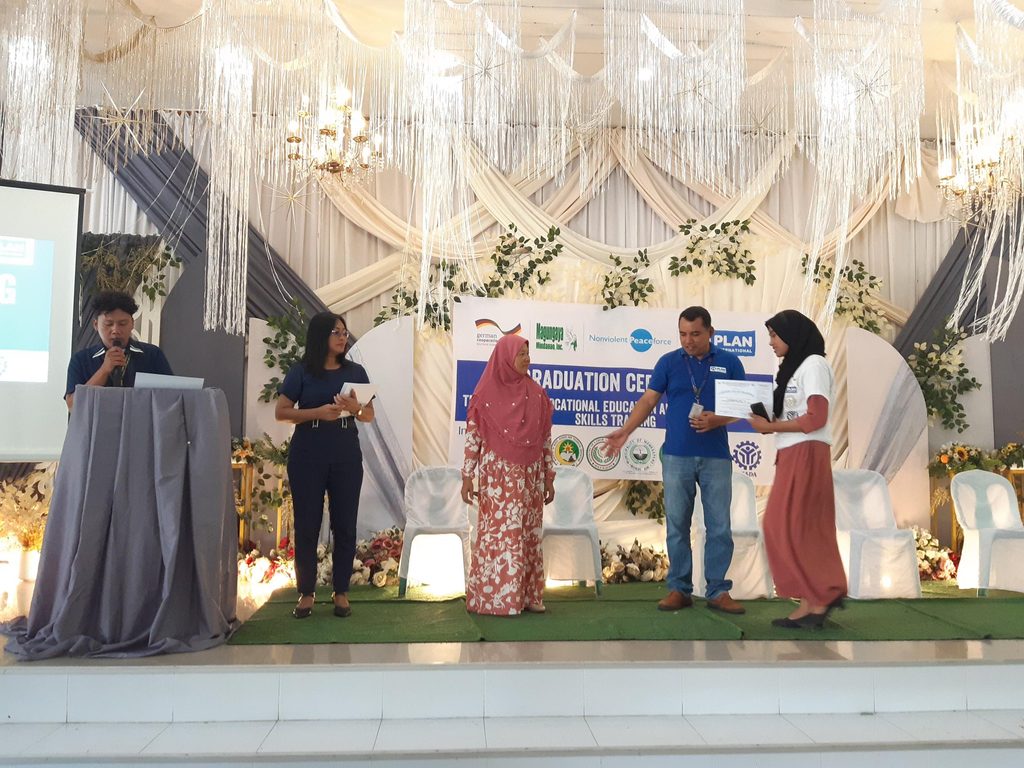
<box><xmin>766</xmin><ymin>310</ymin><xmax>826</xmax><ymax>418</ymax></box>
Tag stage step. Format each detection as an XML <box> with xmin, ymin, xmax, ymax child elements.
<box><xmin>0</xmin><ymin>713</ymin><xmax>1023</xmax><ymax>765</ymax></box>
<box><xmin>1</xmin><ymin>642</ymin><xmax>1023</xmax><ymax>764</ymax></box>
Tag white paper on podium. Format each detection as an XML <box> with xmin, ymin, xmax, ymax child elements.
<box><xmin>714</xmin><ymin>379</ymin><xmax>774</xmax><ymax>419</ymax></box>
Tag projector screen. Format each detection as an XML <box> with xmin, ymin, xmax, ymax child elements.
<box><xmin>0</xmin><ymin>179</ymin><xmax>84</xmax><ymax>461</ymax></box>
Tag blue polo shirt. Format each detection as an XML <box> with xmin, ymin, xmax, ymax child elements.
<box><xmin>65</xmin><ymin>341</ymin><xmax>173</xmax><ymax>397</ymax></box>
<box><xmin>648</xmin><ymin>344</ymin><xmax>746</xmax><ymax>459</ymax></box>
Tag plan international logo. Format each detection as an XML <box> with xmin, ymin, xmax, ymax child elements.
<box><xmin>535</xmin><ymin>322</ymin><xmax>579</xmax><ymax>352</ymax></box>
<box><xmin>714</xmin><ymin>330</ymin><xmax>756</xmax><ymax>357</ymax></box>
<box><xmin>474</xmin><ymin>318</ymin><xmax>522</xmax><ymax>347</ymax></box>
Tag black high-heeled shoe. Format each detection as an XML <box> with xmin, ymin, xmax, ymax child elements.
<box><xmin>825</xmin><ymin>596</ymin><xmax>845</xmax><ymax>613</ymax></box>
<box><xmin>292</xmin><ymin>595</ymin><xmax>314</xmax><ymax>619</ymax></box>
<box><xmin>332</xmin><ymin>593</ymin><xmax>352</xmax><ymax>618</ymax></box>
<box><xmin>771</xmin><ymin>612</ymin><xmax>826</xmax><ymax>629</ymax></box>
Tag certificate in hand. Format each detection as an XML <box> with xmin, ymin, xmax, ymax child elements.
<box><xmin>714</xmin><ymin>379</ymin><xmax>774</xmax><ymax>420</ymax></box>
<box><xmin>338</xmin><ymin>382</ymin><xmax>378</xmax><ymax>416</ymax></box>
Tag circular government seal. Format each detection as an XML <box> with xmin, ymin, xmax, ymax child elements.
<box><xmin>586</xmin><ymin>437</ymin><xmax>620</xmax><ymax>471</ymax></box>
<box><xmin>625</xmin><ymin>437</ymin><xmax>656</xmax><ymax>471</ymax></box>
<box><xmin>553</xmin><ymin>435</ymin><xmax>583</xmax><ymax>466</ymax></box>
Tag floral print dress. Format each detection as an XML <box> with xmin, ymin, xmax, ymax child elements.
<box><xmin>463</xmin><ymin>418</ymin><xmax>554</xmax><ymax>615</ymax></box>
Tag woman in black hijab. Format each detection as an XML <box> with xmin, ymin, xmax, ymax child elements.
<box><xmin>748</xmin><ymin>311</ymin><xmax>847</xmax><ymax>629</ymax></box>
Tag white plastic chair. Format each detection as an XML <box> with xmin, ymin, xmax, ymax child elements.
<box><xmin>950</xmin><ymin>470</ymin><xmax>1024</xmax><ymax>592</ymax></box>
<box><xmin>692</xmin><ymin>473</ymin><xmax>773</xmax><ymax>599</ymax></box>
<box><xmin>398</xmin><ymin>467</ymin><xmax>473</xmax><ymax>597</ymax></box>
<box><xmin>833</xmin><ymin>468</ymin><xmax>921</xmax><ymax>599</ymax></box>
<box><xmin>542</xmin><ymin>466</ymin><xmax>602</xmax><ymax>596</ymax></box>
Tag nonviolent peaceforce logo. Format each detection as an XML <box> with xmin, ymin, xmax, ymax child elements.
<box><xmin>553</xmin><ymin>435</ymin><xmax>583</xmax><ymax>466</ymax></box>
<box><xmin>586</xmin><ymin>437</ymin><xmax>620</xmax><ymax>471</ymax></box>
<box><xmin>731</xmin><ymin>440</ymin><xmax>763</xmax><ymax>475</ymax></box>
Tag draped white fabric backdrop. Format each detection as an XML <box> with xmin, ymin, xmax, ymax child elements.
<box><xmin>71</xmin><ymin>118</ymin><xmax>958</xmax><ymax>518</ymax></box>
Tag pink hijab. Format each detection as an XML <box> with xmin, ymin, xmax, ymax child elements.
<box><xmin>467</xmin><ymin>334</ymin><xmax>553</xmax><ymax>466</ymax></box>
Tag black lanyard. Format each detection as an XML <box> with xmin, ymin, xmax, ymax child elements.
<box><xmin>683</xmin><ymin>352</ymin><xmax>711</xmax><ymax>403</ymax></box>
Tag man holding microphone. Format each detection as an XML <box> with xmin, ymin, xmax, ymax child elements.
<box><xmin>64</xmin><ymin>291</ymin><xmax>173</xmax><ymax>410</ymax></box>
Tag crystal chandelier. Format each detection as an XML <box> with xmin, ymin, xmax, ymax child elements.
<box><xmin>938</xmin><ymin>125</ymin><xmax>1023</xmax><ymax>225</ymax></box>
<box><xmin>284</xmin><ymin>86</ymin><xmax>384</xmax><ymax>185</ymax></box>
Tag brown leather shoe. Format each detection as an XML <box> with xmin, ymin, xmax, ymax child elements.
<box><xmin>657</xmin><ymin>591</ymin><xmax>694</xmax><ymax>611</ymax></box>
<box><xmin>707</xmin><ymin>592</ymin><xmax>746</xmax><ymax>615</ymax></box>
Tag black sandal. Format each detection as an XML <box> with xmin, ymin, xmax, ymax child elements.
<box><xmin>292</xmin><ymin>594</ymin><xmax>314</xmax><ymax>619</ymax></box>
<box><xmin>332</xmin><ymin>593</ymin><xmax>352</xmax><ymax>618</ymax></box>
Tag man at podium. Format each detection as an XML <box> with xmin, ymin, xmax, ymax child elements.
<box><xmin>64</xmin><ymin>290</ymin><xmax>173</xmax><ymax>409</ymax></box>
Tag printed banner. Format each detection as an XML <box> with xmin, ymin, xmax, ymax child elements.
<box><xmin>449</xmin><ymin>297</ymin><xmax>778</xmax><ymax>484</ymax></box>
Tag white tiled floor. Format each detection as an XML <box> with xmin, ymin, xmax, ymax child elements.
<box><xmin>142</xmin><ymin>721</ymin><xmax>275</xmax><ymax>756</ymax></box>
<box><xmin>0</xmin><ymin>712</ymin><xmax>1023</xmax><ymax>763</ymax></box>
<box><xmin>585</xmin><ymin>715</ymin><xmax>705</xmax><ymax>747</ymax></box>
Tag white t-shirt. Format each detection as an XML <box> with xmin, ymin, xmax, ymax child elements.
<box><xmin>775</xmin><ymin>355</ymin><xmax>833</xmax><ymax>450</ymax></box>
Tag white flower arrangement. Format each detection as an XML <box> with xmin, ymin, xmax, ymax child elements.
<box><xmin>911</xmin><ymin>526</ymin><xmax>957</xmax><ymax>581</ymax></box>
<box><xmin>600</xmin><ymin>539</ymin><xmax>669</xmax><ymax>584</ymax></box>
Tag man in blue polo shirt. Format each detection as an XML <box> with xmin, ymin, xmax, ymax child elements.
<box><xmin>605</xmin><ymin>306</ymin><xmax>747</xmax><ymax>614</ymax></box>
<box><xmin>65</xmin><ymin>291</ymin><xmax>173</xmax><ymax>410</ymax></box>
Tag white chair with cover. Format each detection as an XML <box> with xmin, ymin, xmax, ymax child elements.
<box><xmin>541</xmin><ymin>466</ymin><xmax>602</xmax><ymax>596</ymax></box>
<box><xmin>398</xmin><ymin>466</ymin><xmax>473</xmax><ymax>597</ymax></box>
<box><xmin>832</xmin><ymin>468</ymin><xmax>921</xmax><ymax>599</ymax></box>
<box><xmin>692</xmin><ymin>472</ymin><xmax>773</xmax><ymax>599</ymax></box>
<box><xmin>950</xmin><ymin>469</ymin><xmax>1024</xmax><ymax>592</ymax></box>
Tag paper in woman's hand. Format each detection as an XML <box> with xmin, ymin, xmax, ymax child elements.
<box><xmin>337</xmin><ymin>382</ymin><xmax>378</xmax><ymax>416</ymax></box>
<box><xmin>714</xmin><ymin>380</ymin><xmax>774</xmax><ymax>419</ymax></box>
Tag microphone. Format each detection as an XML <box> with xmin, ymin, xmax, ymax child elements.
<box><xmin>109</xmin><ymin>338</ymin><xmax>126</xmax><ymax>387</ymax></box>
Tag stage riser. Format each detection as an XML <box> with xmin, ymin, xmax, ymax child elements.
<box><xmin>2</xmin><ymin>662</ymin><xmax>1023</xmax><ymax>723</ymax></box>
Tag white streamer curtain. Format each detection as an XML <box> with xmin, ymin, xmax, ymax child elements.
<box><xmin>76</xmin><ymin>116</ymin><xmax>956</xmax><ymax>513</ymax></box>
<box><xmin>240</xmin><ymin>126</ymin><xmax>955</xmax><ymax>479</ymax></box>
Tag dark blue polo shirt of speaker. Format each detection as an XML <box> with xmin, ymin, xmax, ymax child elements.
<box><xmin>65</xmin><ymin>341</ymin><xmax>173</xmax><ymax>397</ymax></box>
<box><xmin>279</xmin><ymin>360</ymin><xmax>370</xmax><ymax>462</ymax></box>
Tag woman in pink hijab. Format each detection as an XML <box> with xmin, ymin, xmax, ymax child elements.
<box><xmin>460</xmin><ymin>334</ymin><xmax>555</xmax><ymax>615</ymax></box>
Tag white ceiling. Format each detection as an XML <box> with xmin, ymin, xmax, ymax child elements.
<box><xmin>86</xmin><ymin>0</ymin><xmax>978</xmax><ymax>66</ymax></box>
<box><xmin>81</xmin><ymin>0</ymin><xmax>992</xmax><ymax>129</ymax></box>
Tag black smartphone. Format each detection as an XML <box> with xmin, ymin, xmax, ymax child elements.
<box><xmin>750</xmin><ymin>402</ymin><xmax>771</xmax><ymax>421</ymax></box>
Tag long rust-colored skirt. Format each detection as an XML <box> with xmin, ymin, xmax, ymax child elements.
<box><xmin>764</xmin><ymin>440</ymin><xmax>847</xmax><ymax>606</ymax></box>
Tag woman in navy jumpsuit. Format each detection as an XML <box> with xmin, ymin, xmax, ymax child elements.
<box><xmin>276</xmin><ymin>312</ymin><xmax>373</xmax><ymax>619</ymax></box>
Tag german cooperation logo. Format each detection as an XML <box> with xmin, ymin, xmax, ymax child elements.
<box><xmin>473</xmin><ymin>318</ymin><xmax>522</xmax><ymax>347</ymax></box>
<box><xmin>586</xmin><ymin>437</ymin><xmax>620</xmax><ymax>471</ymax></box>
<box><xmin>553</xmin><ymin>435</ymin><xmax>583</xmax><ymax>466</ymax></box>
<box><xmin>624</xmin><ymin>437</ymin><xmax>656</xmax><ymax>472</ymax></box>
<box><xmin>731</xmin><ymin>440</ymin><xmax>763</xmax><ymax>475</ymax></box>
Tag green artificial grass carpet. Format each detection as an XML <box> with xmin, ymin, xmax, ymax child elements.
<box><xmin>229</xmin><ymin>583</ymin><xmax>1024</xmax><ymax>645</ymax></box>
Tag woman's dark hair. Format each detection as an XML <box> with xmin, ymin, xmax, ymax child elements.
<box><xmin>301</xmin><ymin>311</ymin><xmax>348</xmax><ymax>376</ymax></box>
<box><xmin>92</xmin><ymin>291</ymin><xmax>138</xmax><ymax>316</ymax></box>
<box><xmin>679</xmin><ymin>306</ymin><xmax>712</xmax><ymax>329</ymax></box>
<box><xmin>766</xmin><ymin>310</ymin><xmax>826</xmax><ymax>418</ymax></box>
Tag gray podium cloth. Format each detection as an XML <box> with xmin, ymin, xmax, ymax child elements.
<box><xmin>3</xmin><ymin>387</ymin><xmax>238</xmax><ymax>659</ymax></box>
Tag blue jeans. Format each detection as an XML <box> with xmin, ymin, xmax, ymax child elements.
<box><xmin>662</xmin><ymin>454</ymin><xmax>734</xmax><ymax>600</ymax></box>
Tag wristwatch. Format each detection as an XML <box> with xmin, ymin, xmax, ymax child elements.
<box><xmin>356</xmin><ymin>408</ymin><xmax>364</xmax><ymax>419</ymax></box>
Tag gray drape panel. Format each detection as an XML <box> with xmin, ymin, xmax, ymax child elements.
<box><xmin>73</xmin><ymin>109</ymin><xmax>327</xmax><ymax>322</ymax></box>
<box><xmin>357</xmin><ymin>407</ymin><xmax>409</xmax><ymax>529</ymax></box>
<box><xmin>3</xmin><ymin>387</ymin><xmax>238</xmax><ymax>658</ymax></box>
<box><xmin>858</xmin><ymin>364</ymin><xmax>924</xmax><ymax>481</ymax></box>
